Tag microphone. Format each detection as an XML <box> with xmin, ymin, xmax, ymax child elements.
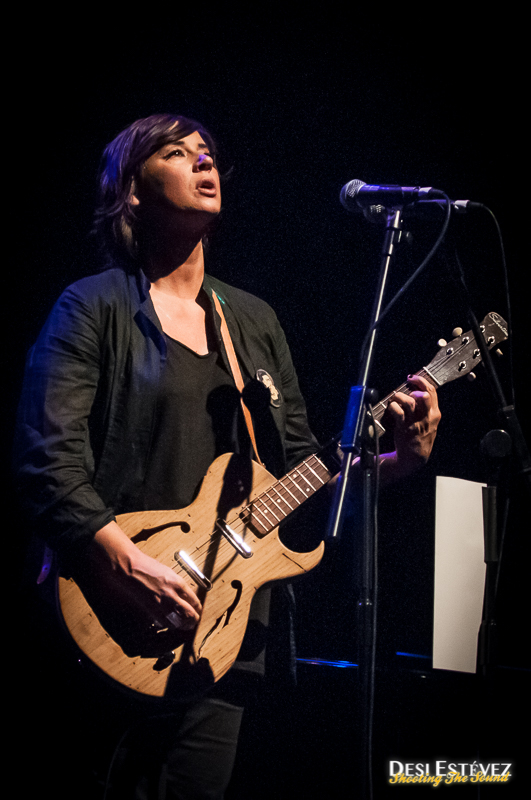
<box><xmin>340</xmin><ymin>179</ymin><xmax>442</xmax><ymax>212</ymax></box>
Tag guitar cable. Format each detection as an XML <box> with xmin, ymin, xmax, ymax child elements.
<box><xmin>358</xmin><ymin>193</ymin><xmax>452</xmax><ymax>365</ymax></box>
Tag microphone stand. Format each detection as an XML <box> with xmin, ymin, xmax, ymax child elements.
<box><xmin>327</xmin><ymin>207</ymin><xmax>404</xmax><ymax>800</ymax></box>
<box><xmin>466</xmin><ymin>307</ymin><xmax>531</xmax><ymax>674</ymax></box>
<box><xmin>457</xmin><ymin>295</ymin><xmax>531</xmax><ymax>782</ymax></box>
<box><xmin>450</xmin><ymin>259</ymin><xmax>531</xmax><ymax>671</ymax></box>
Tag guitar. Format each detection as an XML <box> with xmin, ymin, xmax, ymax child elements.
<box><xmin>58</xmin><ymin>312</ymin><xmax>508</xmax><ymax>698</ymax></box>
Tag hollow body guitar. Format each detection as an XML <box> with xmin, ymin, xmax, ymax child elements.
<box><xmin>58</xmin><ymin>313</ymin><xmax>508</xmax><ymax>698</ymax></box>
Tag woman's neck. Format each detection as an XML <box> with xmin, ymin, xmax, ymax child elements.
<box><xmin>143</xmin><ymin>237</ymin><xmax>205</xmax><ymax>299</ymax></box>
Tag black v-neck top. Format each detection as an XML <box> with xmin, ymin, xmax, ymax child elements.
<box><xmin>142</xmin><ymin>334</ymin><xmax>241</xmax><ymax>511</ymax></box>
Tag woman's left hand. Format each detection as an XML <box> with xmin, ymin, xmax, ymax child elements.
<box><xmin>384</xmin><ymin>374</ymin><xmax>441</xmax><ymax>475</ymax></box>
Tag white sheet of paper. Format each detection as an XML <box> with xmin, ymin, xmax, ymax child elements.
<box><xmin>433</xmin><ymin>476</ymin><xmax>486</xmax><ymax>673</ymax></box>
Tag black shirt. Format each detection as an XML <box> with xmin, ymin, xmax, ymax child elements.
<box><xmin>143</xmin><ymin>336</ymin><xmax>237</xmax><ymax>511</ymax></box>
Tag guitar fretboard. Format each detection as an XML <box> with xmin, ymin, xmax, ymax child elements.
<box><xmin>240</xmin><ymin>453</ymin><xmax>333</xmax><ymax>535</ymax></box>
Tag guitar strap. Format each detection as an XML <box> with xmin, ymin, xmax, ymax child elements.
<box><xmin>212</xmin><ymin>291</ymin><xmax>264</xmax><ymax>466</ymax></box>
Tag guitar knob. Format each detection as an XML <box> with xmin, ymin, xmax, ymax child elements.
<box><xmin>452</xmin><ymin>327</ymin><xmax>463</xmax><ymax>337</ymax></box>
<box><xmin>438</xmin><ymin>339</ymin><xmax>447</xmax><ymax>347</ymax></box>
<box><xmin>467</xmin><ymin>372</ymin><xmax>477</xmax><ymax>381</ymax></box>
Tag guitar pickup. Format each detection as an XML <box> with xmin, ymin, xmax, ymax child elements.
<box><xmin>216</xmin><ymin>520</ymin><xmax>254</xmax><ymax>558</ymax></box>
<box><xmin>175</xmin><ymin>550</ymin><xmax>212</xmax><ymax>591</ymax></box>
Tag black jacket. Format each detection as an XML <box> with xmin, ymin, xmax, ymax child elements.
<box><xmin>14</xmin><ymin>267</ymin><xmax>319</xmax><ymax>563</ymax></box>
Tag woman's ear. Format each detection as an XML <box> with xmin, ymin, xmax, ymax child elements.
<box><xmin>129</xmin><ymin>179</ymin><xmax>140</xmax><ymax>207</ymax></box>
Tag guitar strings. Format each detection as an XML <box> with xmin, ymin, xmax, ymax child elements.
<box><xmin>168</xmin><ymin>455</ymin><xmax>331</xmax><ymax>586</ymax></box>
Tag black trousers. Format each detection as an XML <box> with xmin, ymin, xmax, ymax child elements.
<box><xmin>15</xmin><ymin>578</ymin><xmax>258</xmax><ymax>800</ymax></box>
<box><xmin>15</xmin><ymin>563</ymin><xmax>294</xmax><ymax>800</ymax></box>
<box><xmin>110</xmin><ymin>694</ymin><xmax>245</xmax><ymax>800</ymax></box>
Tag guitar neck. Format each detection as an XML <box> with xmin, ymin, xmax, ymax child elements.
<box><xmin>241</xmin><ymin>453</ymin><xmax>334</xmax><ymax>536</ymax></box>
<box><xmin>242</xmin><ymin>312</ymin><xmax>508</xmax><ymax>537</ymax></box>
<box><xmin>242</xmin><ymin>370</ymin><xmax>432</xmax><ymax>536</ymax></box>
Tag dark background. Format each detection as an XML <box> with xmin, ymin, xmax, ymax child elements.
<box><xmin>8</xmin><ymin>11</ymin><xmax>528</xmax><ymax>799</ymax></box>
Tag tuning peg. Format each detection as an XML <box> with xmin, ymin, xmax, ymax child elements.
<box><xmin>437</xmin><ymin>338</ymin><xmax>447</xmax><ymax>347</ymax></box>
<box><xmin>452</xmin><ymin>327</ymin><xmax>463</xmax><ymax>337</ymax></box>
<box><xmin>467</xmin><ymin>372</ymin><xmax>477</xmax><ymax>381</ymax></box>
<box><xmin>495</xmin><ymin>348</ymin><xmax>503</xmax><ymax>357</ymax></box>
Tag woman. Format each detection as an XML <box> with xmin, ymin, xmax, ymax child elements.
<box><xmin>15</xmin><ymin>113</ymin><xmax>440</xmax><ymax>798</ymax></box>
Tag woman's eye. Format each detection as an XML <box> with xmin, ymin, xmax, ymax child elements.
<box><xmin>165</xmin><ymin>148</ymin><xmax>185</xmax><ymax>159</ymax></box>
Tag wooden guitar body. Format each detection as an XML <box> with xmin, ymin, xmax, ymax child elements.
<box><xmin>58</xmin><ymin>453</ymin><xmax>326</xmax><ymax>698</ymax></box>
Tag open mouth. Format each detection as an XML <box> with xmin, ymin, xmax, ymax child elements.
<box><xmin>197</xmin><ymin>180</ymin><xmax>217</xmax><ymax>196</ymax></box>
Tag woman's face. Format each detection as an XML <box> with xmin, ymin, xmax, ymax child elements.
<box><xmin>133</xmin><ymin>130</ymin><xmax>221</xmax><ymax>230</ymax></box>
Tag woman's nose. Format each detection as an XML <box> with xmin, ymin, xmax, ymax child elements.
<box><xmin>196</xmin><ymin>153</ymin><xmax>214</xmax><ymax>169</ymax></box>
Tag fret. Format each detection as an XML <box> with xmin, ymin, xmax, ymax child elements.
<box><xmin>259</xmin><ymin>494</ymin><xmax>282</xmax><ymax>522</ymax></box>
<box><xmin>238</xmin><ymin>501</ymin><xmax>269</xmax><ymax>534</ymax></box>
<box><xmin>283</xmin><ymin>472</ymin><xmax>310</xmax><ymax>502</ymax></box>
<box><xmin>241</xmin><ymin>500</ymin><xmax>279</xmax><ymax>535</ymax></box>
<box><xmin>293</xmin><ymin>468</ymin><xmax>314</xmax><ymax>492</ymax></box>
<box><xmin>308</xmin><ymin>454</ymin><xmax>332</xmax><ymax>479</ymax></box>
<box><xmin>247</xmin><ymin>502</ymin><xmax>272</xmax><ymax>532</ymax></box>
<box><xmin>305</xmin><ymin>460</ymin><xmax>326</xmax><ymax>485</ymax></box>
<box><xmin>296</xmin><ymin>464</ymin><xmax>322</xmax><ymax>493</ymax></box>
<box><xmin>254</xmin><ymin>498</ymin><xmax>280</xmax><ymax>523</ymax></box>
<box><xmin>269</xmin><ymin>485</ymin><xmax>295</xmax><ymax>512</ymax></box>
<box><xmin>277</xmin><ymin>477</ymin><xmax>302</xmax><ymax>507</ymax></box>
<box><xmin>248</xmin><ymin>515</ymin><xmax>267</xmax><ymax>535</ymax></box>
<box><xmin>279</xmin><ymin>475</ymin><xmax>300</xmax><ymax>505</ymax></box>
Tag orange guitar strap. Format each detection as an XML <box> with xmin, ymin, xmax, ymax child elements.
<box><xmin>212</xmin><ymin>291</ymin><xmax>264</xmax><ymax>466</ymax></box>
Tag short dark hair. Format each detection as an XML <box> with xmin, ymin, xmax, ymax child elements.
<box><xmin>93</xmin><ymin>113</ymin><xmax>217</xmax><ymax>262</ymax></box>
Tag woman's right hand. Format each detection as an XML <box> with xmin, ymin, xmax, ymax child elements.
<box><xmin>89</xmin><ymin>521</ymin><xmax>202</xmax><ymax>630</ymax></box>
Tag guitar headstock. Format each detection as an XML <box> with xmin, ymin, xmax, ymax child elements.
<box><xmin>365</xmin><ymin>312</ymin><xmax>509</xmax><ymax>433</ymax></box>
<box><xmin>424</xmin><ymin>312</ymin><xmax>508</xmax><ymax>387</ymax></box>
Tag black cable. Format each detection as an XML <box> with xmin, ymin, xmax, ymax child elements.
<box><xmin>451</xmin><ymin>205</ymin><xmax>514</xmax><ymax>406</ymax></box>
<box><xmin>359</xmin><ymin>194</ymin><xmax>452</xmax><ymax>367</ymax></box>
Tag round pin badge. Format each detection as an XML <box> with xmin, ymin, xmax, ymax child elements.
<box><xmin>256</xmin><ymin>369</ymin><xmax>281</xmax><ymax>407</ymax></box>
